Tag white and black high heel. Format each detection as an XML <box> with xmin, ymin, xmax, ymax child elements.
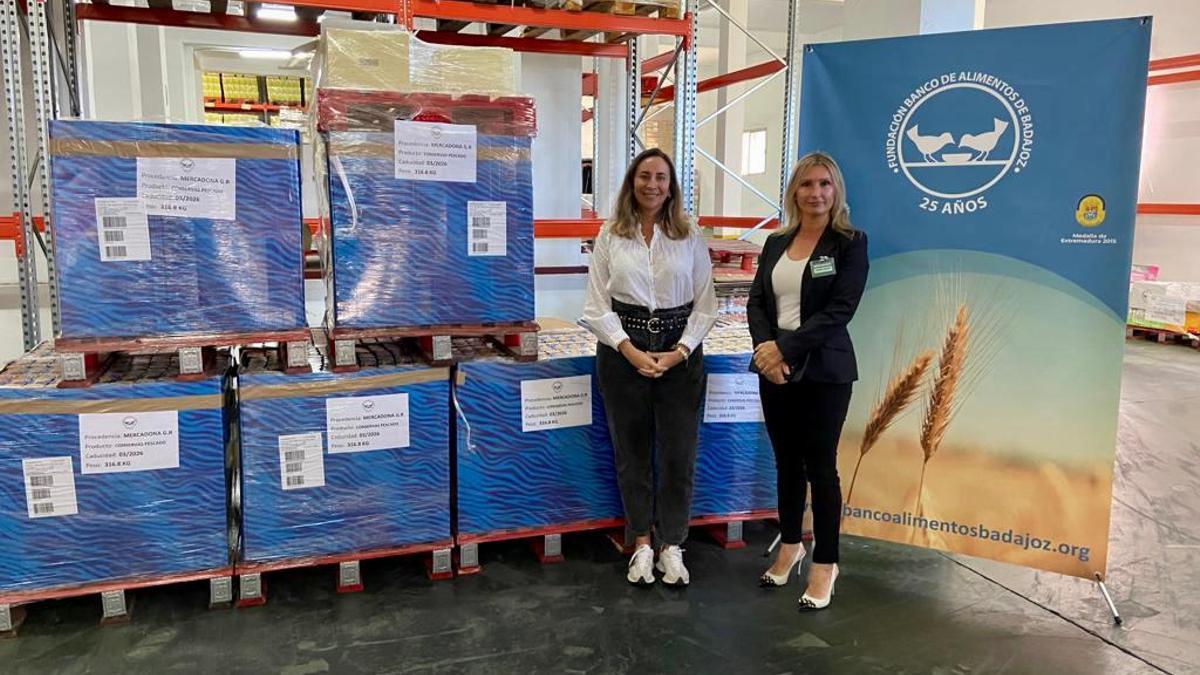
<box><xmin>798</xmin><ymin>564</ymin><xmax>839</xmax><ymax>611</ymax></box>
<box><xmin>758</xmin><ymin>544</ymin><xmax>805</xmax><ymax>588</ymax></box>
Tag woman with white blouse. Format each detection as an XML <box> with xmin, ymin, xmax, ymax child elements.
<box><xmin>581</xmin><ymin>148</ymin><xmax>718</xmax><ymax>587</ymax></box>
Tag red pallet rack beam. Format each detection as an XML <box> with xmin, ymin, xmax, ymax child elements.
<box><xmin>533</xmin><ymin>216</ymin><xmax>781</xmax><ymax>238</ymax></box>
<box><xmin>1138</xmin><ymin>203</ymin><xmax>1200</xmax><ymax>216</ymax></box>
<box><xmin>246</xmin><ymin>0</ymin><xmax>400</xmax><ymax>13</ymax></box>
<box><xmin>205</xmin><ymin>102</ymin><xmax>288</xmax><ymax>112</ymax></box>
<box><xmin>1149</xmin><ymin>53</ymin><xmax>1200</xmax><ymax>71</ymax></box>
<box><xmin>415</xmin><ymin>29</ymin><xmax>627</xmax><ymax>58</ymax></box>
<box><xmin>655</xmin><ymin>59</ymin><xmax>784</xmax><ymax>103</ymax></box>
<box><xmin>1148</xmin><ymin>69</ymin><xmax>1200</xmax><ymax>86</ymax></box>
<box><xmin>75</xmin><ymin>3</ymin><xmax>320</xmax><ymax>36</ymax></box>
<box><xmin>407</xmin><ymin>0</ymin><xmax>691</xmax><ymax>38</ymax></box>
<box><xmin>642</xmin><ymin>49</ymin><xmax>677</xmax><ymax>73</ymax></box>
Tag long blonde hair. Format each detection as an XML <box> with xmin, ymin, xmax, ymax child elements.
<box><xmin>607</xmin><ymin>148</ymin><xmax>692</xmax><ymax>240</ymax></box>
<box><xmin>776</xmin><ymin>151</ymin><xmax>857</xmax><ymax>239</ymax></box>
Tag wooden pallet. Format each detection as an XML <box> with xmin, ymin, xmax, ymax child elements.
<box><xmin>556</xmin><ymin>1</ymin><xmax>679</xmax><ymax>41</ymax></box>
<box><xmin>1126</xmin><ymin>325</ymin><xmax>1200</xmax><ymax>349</ymax></box>
<box><xmin>54</xmin><ymin>329</ymin><xmax>312</xmax><ymax>387</ymax></box>
<box><xmin>325</xmin><ymin>321</ymin><xmax>540</xmax><ymax>370</ymax></box>
<box><xmin>234</xmin><ymin>541</ymin><xmax>455</xmax><ymax>607</ymax></box>
<box><xmin>0</xmin><ymin>567</ymin><xmax>235</xmax><ymax>636</ymax></box>
<box><xmin>455</xmin><ymin>517</ymin><xmax>626</xmax><ymax>574</ymax></box>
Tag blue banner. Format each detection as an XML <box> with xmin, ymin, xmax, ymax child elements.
<box><xmin>799</xmin><ymin>18</ymin><xmax>1151</xmax><ymax>578</ymax></box>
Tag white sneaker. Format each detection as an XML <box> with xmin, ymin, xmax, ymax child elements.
<box><xmin>626</xmin><ymin>544</ymin><xmax>655</xmax><ymax>586</ymax></box>
<box><xmin>655</xmin><ymin>545</ymin><xmax>690</xmax><ymax>587</ymax></box>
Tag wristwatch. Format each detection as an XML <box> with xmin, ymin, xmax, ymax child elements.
<box><xmin>674</xmin><ymin>343</ymin><xmax>691</xmax><ymax>361</ymax></box>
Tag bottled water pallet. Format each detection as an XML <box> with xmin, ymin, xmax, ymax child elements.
<box><xmin>325</xmin><ymin>321</ymin><xmax>540</xmax><ymax>371</ymax></box>
<box><xmin>54</xmin><ymin>329</ymin><xmax>313</xmax><ymax>388</ymax></box>
<box><xmin>455</xmin><ymin>518</ymin><xmax>627</xmax><ymax>575</ymax></box>
<box><xmin>0</xmin><ymin>567</ymin><xmax>235</xmax><ymax>637</ymax></box>
<box><xmin>233</xmin><ymin>541</ymin><xmax>456</xmax><ymax>608</ymax></box>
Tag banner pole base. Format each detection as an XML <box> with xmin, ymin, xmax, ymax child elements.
<box><xmin>1094</xmin><ymin>572</ymin><xmax>1123</xmax><ymax>626</ymax></box>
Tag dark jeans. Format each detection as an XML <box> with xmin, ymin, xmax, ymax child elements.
<box><xmin>760</xmin><ymin>378</ymin><xmax>853</xmax><ymax>564</ymax></box>
<box><xmin>597</xmin><ymin>342</ymin><xmax>705</xmax><ymax>546</ymax></box>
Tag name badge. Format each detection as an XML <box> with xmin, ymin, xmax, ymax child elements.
<box><xmin>810</xmin><ymin>256</ymin><xmax>837</xmax><ymax>278</ymax></box>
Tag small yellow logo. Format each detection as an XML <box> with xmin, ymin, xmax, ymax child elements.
<box><xmin>1076</xmin><ymin>195</ymin><xmax>1106</xmax><ymax>227</ymax></box>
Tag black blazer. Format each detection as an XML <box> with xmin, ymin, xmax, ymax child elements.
<box><xmin>747</xmin><ymin>226</ymin><xmax>869</xmax><ymax>384</ymax></box>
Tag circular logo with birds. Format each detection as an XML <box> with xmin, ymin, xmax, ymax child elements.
<box><xmin>885</xmin><ymin>71</ymin><xmax>1034</xmax><ymax>214</ymax></box>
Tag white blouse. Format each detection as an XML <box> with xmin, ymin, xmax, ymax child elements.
<box><xmin>580</xmin><ymin>223</ymin><xmax>718</xmax><ymax>352</ymax></box>
<box><xmin>772</xmin><ymin>254</ymin><xmax>807</xmax><ymax>331</ymax></box>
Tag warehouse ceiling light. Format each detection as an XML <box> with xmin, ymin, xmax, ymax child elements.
<box><xmin>256</xmin><ymin>4</ymin><xmax>298</xmax><ymax>22</ymax></box>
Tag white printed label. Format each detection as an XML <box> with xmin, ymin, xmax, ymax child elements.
<box><xmin>22</xmin><ymin>457</ymin><xmax>79</xmax><ymax>519</ymax></box>
<box><xmin>1145</xmin><ymin>296</ymin><xmax>1188</xmax><ymax>326</ymax></box>
<box><xmin>78</xmin><ymin>410</ymin><xmax>180</xmax><ymax>474</ymax></box>
<box><xmin>393</xmin><ymin>120</ymin><xmax>477</xmax><ymax>183</ymax></box>
<box><xmin>326</xmin><ymin>393</ymin><xmax>410</xmax><ymax>453</ymax></box>
<box><xmin>137</xmin><ymin>157</ymin><xmax>236</xmax><ymax>220</ymax></box>
<box><xmin>467</xmin><ymin>201</ymin><xmax>507</xmax><ymax>257</ymax></box>
<box><xmin>278</xmin><ymin>432</ymin><xmax>325</xmax><ymax>491</ymax></box>
<box><xmin>94</xmin><ymin>198</ymin><xmax>152</xmax><ymax>262</ymax></box>
<box><xmin>520</xmin><ymin>375</ymin><xmax>593</xmax><ymax>432</ymax></box>
<box><xmin>704</xmin><ymin>374</ymin><xmax>765</xmax><ymax>424</ymax></box>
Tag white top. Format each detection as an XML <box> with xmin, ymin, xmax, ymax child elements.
<box><xmin>580</xmin><ymin>223</ymin><xmax>718</xmax><ymax>352</ymax></box>
<box><xmin>772</xmin><ymin>253</ymin><xmax>807</xmax><ymax>331</ymax></box>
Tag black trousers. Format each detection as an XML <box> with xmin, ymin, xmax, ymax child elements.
<box><xmin>760</xmin><ymin>378</ymin><xmax>853</xmax><ymax>564</ymax></box>
<box><xmin>597</xmin><ymin>343</ymin><xmax>705</xmax><ymax>546</ymax></box>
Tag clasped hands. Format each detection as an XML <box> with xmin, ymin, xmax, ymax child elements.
<box><xmin>618</xmin><ymin>341</ymin><xmax>686</xmax><ymax>378</ymax></box>
<box><xmin>752</xmin><ymin>340</ymin><xmax>791</xmax><ymax>385</ymax></box>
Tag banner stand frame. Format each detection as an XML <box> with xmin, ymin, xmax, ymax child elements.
<box><xmin>765</xmin><ymin>535</ymin><xmax>1124</xmax><ymax>625</ymax></box>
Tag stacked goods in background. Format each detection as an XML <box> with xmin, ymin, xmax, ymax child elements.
<box><xmin>0</xmin><ymin>345</ymin><xmax>232</xmax><ymax>600</ymax></box>
<box><xmin>49</xmin><ymin>121</ymin><xmax>306</xmax><ymax>341</ymax></box>
<box><xmin>311</xmin><ymin>24</ymin><xmax>536</xmax><ymax>330</ymax></box>
<box><xmin>454</xmin><ymin>332</ymin><xmax>622</xmax><ymax>541</ymax></box>
<box><xmin>1128</xmin><ymin>280</ymin><xmax>1200</xmax><ymax>334</ymax></box>
<box><xmin>692</xmin><ymin>327</ymin><xmax>776</xmax><ymax>519</ymax></box>
<box><xmin>233</xmin><ymin>339</ymin><xmax>452</xmax><ymax>564</ymax></box>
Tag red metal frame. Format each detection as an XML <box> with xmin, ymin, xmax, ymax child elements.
<box><xmin>1138</xmin><ymin>203</ymin><xmax>1200</xmax><ymax>216</ymax></box>
<box><xmin>456</xmin><ymin>517</ymin><xmax>625</xmax><ymax>547</ymax></box>
<box><xmin>1148</xmin><ymin>70</ymin><xmax>1200</xmax><ymax>86</ymax></box>
<box><xmin>407</xmin><ymin>0</ymin><xmax>691</xmax><ymax>39</ymax></box>
<box><xmin>656</xmin><ymin>59</ymin><xmax>784</xmax><ymax>103</ymax></box>
<box><xmin>534</xmin><ymin>216</ymin><xmax>781</xmax><ymax>239</ymax></box>
<box><xmin>233</xmin><ymin>539</ymin><xmax>454</xmax><ymax>576</ymax></box>
<box><xmin>1149</xmin><ymin>53</ymin><xmax>1200</xmax><ymax>71</ymax></box>
<box><xmin>415</xmin><ymin>29</ymin><xmax>628</xmax><ymax>58</ymax></box>
<box><xmin>75</xmin><ymin>3</ymin><xmax>320</xmax><ymax>36</ymax></box>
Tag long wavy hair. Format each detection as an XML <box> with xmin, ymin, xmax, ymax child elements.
<box><xmin>776</xmin><ymin>151</ymin><xmax>857</xmax><ymax>239</ymax></box>
<box><xmin>607</xmin><ymin>148</ymin><xmax>692</xmax><ymax>240</ymax></box>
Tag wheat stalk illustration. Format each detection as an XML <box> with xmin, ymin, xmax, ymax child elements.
<box><xmin>845</xmin><ymin>349</ymin><xmax>934</xmax><ymax>511</ymax></box>
<box><xmin>915</xmin><ymin>304</ymin><xmax>970</xmax><ymax>520</ymax></box>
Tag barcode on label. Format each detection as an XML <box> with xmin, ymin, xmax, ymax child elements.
<box><xmin>29</xmin><ymin>475</ymin><xmax>54</xmax><ymax>487</ymax></box>
<box><xmin>31</xmin><ymin>488</ymin><xmax>52</xmax><ymax>500</ymax></box>
<box><xmin>472</xmin><ymin>216</ymin><xmax>491</xmax><ymax>230</ymax></box>
<box><xmin>33</xmin><ymin>502</ymin><xmax>55</xmax><ymax>515</ymax></box>
<box><xmin>284</xmin><ymin>450</ymin><xmax>306</xmax><ymax>462</ymax></box>
<box><xmin>103</xmin><ymin>230</ymin><xmax>126</xmax><ymax>243</ymax></box>
<box><xmin>286</xmin><ymin>476</ymin><xmax>305</xmax><ymax>487</ymax></box>
<box><xmin>284</xmin><ymin>462</ymin><xmax>303</xmax><ymax>474</ymax></box>
<box><xmin>106</xmin><ymin>246</ymin><xmax>128</xmax><ymax>258</ymax></box>
<box><xmin>472</xmin><ymin>243</ymin><xmax>490</xmax><ymax>253</ymax></box>
<box><xmin>101</xmin><ymin>216</ymin><xmax>127</xmax><ymax>229</ymax></box>
<box><xmin>471</xmin><ymin>229</ymin><xmax>490</xmax><ymax>240</ymax></box>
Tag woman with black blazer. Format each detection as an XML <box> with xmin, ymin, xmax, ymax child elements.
<box><xmin>747</xmin><ymin>151</ymin><xmax>868</xmax><ymax>611</ymax></box>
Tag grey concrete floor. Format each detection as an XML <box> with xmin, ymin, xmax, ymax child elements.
<box><xmin>0</xmin><ymin>341</ymin><xmax>1197</xmax><ymax>674</ymax></box>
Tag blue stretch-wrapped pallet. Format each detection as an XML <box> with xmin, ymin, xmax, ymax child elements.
<box><xmin>50</xmin><ymin>120</ymin><xmax>305</xmax><ymax>340</ymax></box>
<box><xmin>454</xmin><ymin>336</ymin><xmax>622</xmax><ymax>539</ymax></box>
<box><xmin>693</xmin><ymin>331</ymin><xmax>777</xmax><ymax>519</ymax></box>
<box><xmin>319</xmin><ymin>92</ymin><xmax>536</xmax><ymax>328</ymax></box>
<box><xmin>0</xmin><ymin>346</ymin><xmax>230</xmax><ymax>599</ymax></box>
<box><xmin>236</xmin><ymin>344</ymin><xmax>451</xmax><ymax>563</ymax></box>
